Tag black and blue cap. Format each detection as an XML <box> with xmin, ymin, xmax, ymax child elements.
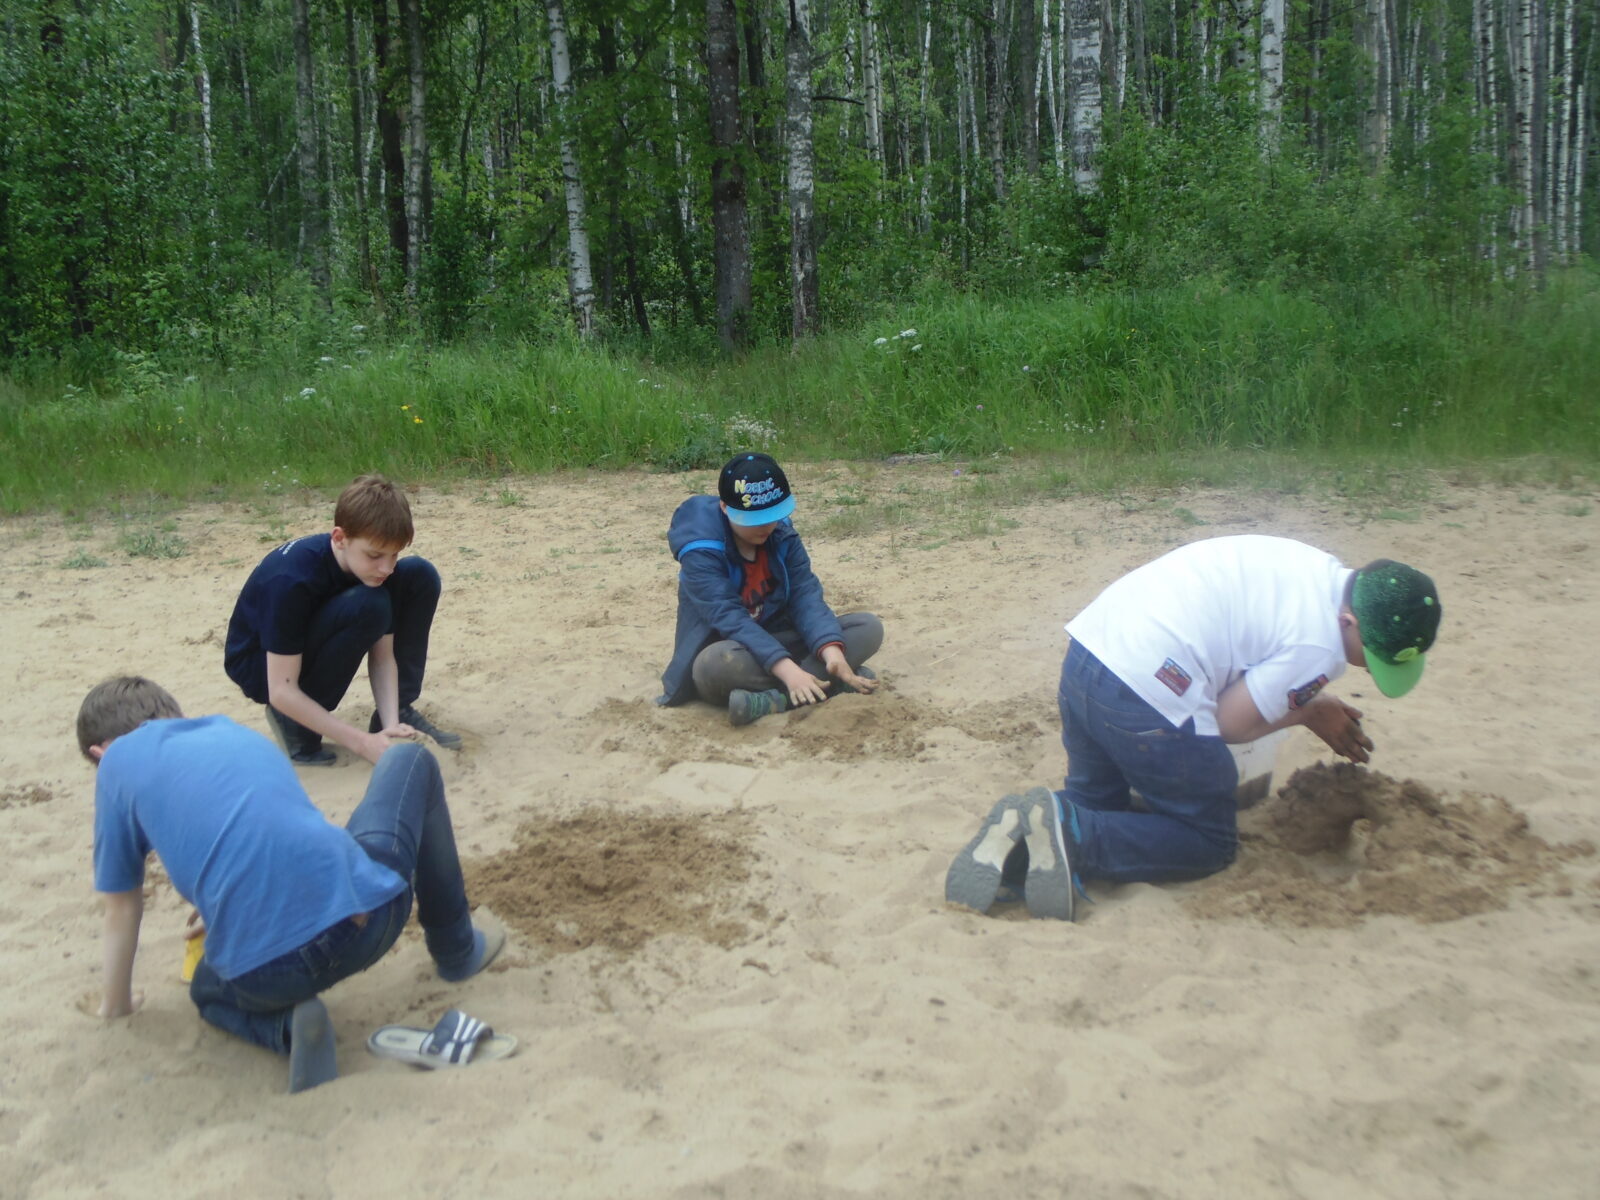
<box><xmin>719</xmin><ymin>453</ymin><xmax>796</xmax><ymax>527</ymax></box>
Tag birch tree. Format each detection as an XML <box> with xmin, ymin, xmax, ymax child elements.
<box><xmin>1068</xmin><ymin>0</ymin><xmax>1102</xmax><ymax>191</ymax></box>
<box><xmin>786</xmin><ymin>0</ymin><xmax>819</xmax><ymax>339</ymax></box>
<box><xmin>545</xmin><ymin>0</ymin><xmax>595</xmax><ymax>336</ymax></box>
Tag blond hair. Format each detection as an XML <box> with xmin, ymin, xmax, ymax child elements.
<box><xmin>76</xmin><ymin>676</ymin><xmax>183</xmax><ymax>759</ymax></box>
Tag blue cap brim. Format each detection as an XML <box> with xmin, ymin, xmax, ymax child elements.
<box><xmin>725</xmin><ymin>495</ymin><xmax>796</xmax><ymax>526</ymax></box>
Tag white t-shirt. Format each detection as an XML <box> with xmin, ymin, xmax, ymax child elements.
<box><xmin>1065</xmin><ymin>536</ymin><xmax>1353</xmax><ymax>737</ymax></box>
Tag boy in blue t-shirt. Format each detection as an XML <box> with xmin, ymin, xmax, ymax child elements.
<box><xmin>225</xmin><ymin>473</ymin><xmax>458</xmax><ymax>766</ymax></box>
<box><xmin>79</xmin><ymin>676</ymin><xmax>504</xmax><ymax>1093</ymax></box>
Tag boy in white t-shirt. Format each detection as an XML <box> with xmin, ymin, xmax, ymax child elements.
<box><xmin>945</xmin><ymin>536</ymin><xmax>1442</xmax><ymax>922</ymax></box>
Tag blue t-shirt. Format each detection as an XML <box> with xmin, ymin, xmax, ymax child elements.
<box><xmin>93</xmin><ymin>715</ymin><xmax>406</xmax><ymax>980</ymax></box>
<box><xmin>224</xmin><ymin>534</ymin><xmax>382</xmax><ymax>703</ymax></box>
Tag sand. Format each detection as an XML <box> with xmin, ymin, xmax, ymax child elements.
<box><xmin>2</xmin><ymin>463</ymin><xmax>1598</xmax><ymax>1199</ymax></box>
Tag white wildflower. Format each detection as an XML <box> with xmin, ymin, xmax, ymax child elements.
<box><xmin>319</xmin><ymin>356</ymin><xmax>334</xmax><ymax>363</ymax></box>
<box><xmin>873</xmin><ymin>337</ymin><xmax>889</xmax><ymax>346</ymax></box>
<box><xmin>899</xmin><ymin>328</ymin><xmax>918</xmax><ymax>339</ymax></box>
<box><xmin>300</xmin><ymin>387</ymin><xmax>316</xmax><ymax>398</ymax></box>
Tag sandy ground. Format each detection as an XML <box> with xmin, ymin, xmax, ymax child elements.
<box><xmin>2</xmin><ymin>462</ymin><xmax>1598</xmax><ymax>1199</ymax></box>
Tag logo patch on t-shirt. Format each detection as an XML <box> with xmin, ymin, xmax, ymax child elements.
<box><xmin>1155</xmin><ymin>658</ymin><xmax>1192</xmax><ymax>696</ymax></box>
<box><xmin>1287</xmin><ymin>675</ymin><xmax>1329</xmax><ymax>709</ymax></box>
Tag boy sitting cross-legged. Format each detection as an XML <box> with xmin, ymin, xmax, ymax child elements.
<box><xmin>658</xmin><ymin>453</ymin><xmax>884</xmax><ymax>726</ymax></box>
<box><xmin>225</xmin><ymin>473</ymin><xmax>458</xmax><ymax>766</ymax></box>
<box><xmin>80</xmin><ymin>676</ymin><xmax>504</xmax><ymax>1093</ymax></box>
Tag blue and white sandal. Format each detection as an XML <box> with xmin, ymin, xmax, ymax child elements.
<box><xmin>367</xmin><ymin>1009</ymin><xmax>518</xmax><ymax>1069</ymax></box>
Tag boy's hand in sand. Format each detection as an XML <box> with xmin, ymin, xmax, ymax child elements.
<box><xmin>357</xmin><ymin>724</ymin><xmax>416</xmax><ymax>765</ymax></box>
<box><xmin>1302</xmin><ymin>695</ymin><xmax>1373</xmax><ymax>763</ymax></box>
<box><xmin>821</xmin><ymin>646</ymin><xmax>877</xmax><ymax>695</ymax></box>
<box><xmin>185</xmin><ymin>908</ymin><xmax>206</xmax><ymax>938</ymax></box>
<box><xmin>773</xmin><ymin>659</ymin><xmax>831</xmax><ymax>706</ymax></box>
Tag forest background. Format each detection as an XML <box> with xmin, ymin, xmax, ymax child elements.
<box><xmin>0</xmin><ymin>0</ymin><xmax>1594</xmax><ymax>513</ymax></box>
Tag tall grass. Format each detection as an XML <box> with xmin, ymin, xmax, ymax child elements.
<box><xmin>1</xmin><ymin>272</ymin><xmax>1594</xmax><ymax>512</ymax></box>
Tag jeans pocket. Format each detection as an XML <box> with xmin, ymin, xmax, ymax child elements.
<box><xmin>297</xmin><ymin>917</ymin><xmax>363</xmax><ymax>977</ymax></box>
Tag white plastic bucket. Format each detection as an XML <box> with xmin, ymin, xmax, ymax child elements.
<box><xmin>1230</xmin><ymin>728</ymin><xmax>1288</xmax><ymax>809</ymax></box>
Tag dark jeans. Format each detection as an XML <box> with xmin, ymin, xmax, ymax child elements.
<box><xmin>690</xmin><ymin>612</ymin><xmax>884</xmax><ymax>705</ymax></box>
<box><xmin>1058</xmin><ymin>640</ymin><xmax>1240</xmax><ymax>884</ymax></box>
<box><xmin>188</xmin><ymin>743</ymin><xmax>475</xmax><ymax>1054</ymax></box>
<box><xmin>293</xmin><ymin>556</ymin><xmax>440</xmax><ymax>717</ymax></box>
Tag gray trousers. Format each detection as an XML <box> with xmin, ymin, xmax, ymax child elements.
<box><xmin>690</xmin><ymin>612</ymin><xmax>884</xmax><ymax>705</ymax></box>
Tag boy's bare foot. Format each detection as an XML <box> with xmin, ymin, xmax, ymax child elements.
<box><xmin>436</xmin><ymin>913</ymin><xmax>507</xmax><ymax>982</ymax></box>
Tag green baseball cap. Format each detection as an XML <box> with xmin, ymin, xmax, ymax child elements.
<box><xmin>1351</xmin><ymin>560</ymin><xmax>1442</xmax><ymax>698</ymax></box>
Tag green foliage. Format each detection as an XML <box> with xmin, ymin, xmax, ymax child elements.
<box><xmin>3</xmin><ymin>272</ymin><xmax>1594</xmax><ymax>512</ymax></box>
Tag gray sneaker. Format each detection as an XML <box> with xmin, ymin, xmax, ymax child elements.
<box><xmin>264</xmin><ymin>706</ymin><xmax>336</xmax><ymax>766</ymax></box>
<box><xmin>728</xmin><ymin>687</ymin><xmax>789</xmax><ymax>727</ymax></box>
<box><xmin>373</xmin><ymin>705</ymin><xmax>462</xmax><ymax>750</ymax></box>
<box><xmin>945</xmin><ymin>793</ymin><xmax>1033</xmax><ymax>914</ymax></box>
<box><xmin>1022</xmin><ymin>787</ymin><xmax>1078</xmax><ymax>921</ymax></box>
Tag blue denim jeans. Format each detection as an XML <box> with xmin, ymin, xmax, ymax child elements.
<box><xmin>297</xmin><ymin>556</ymin><xmax>441</xmax><ymax>714</ymax></box>
<box><xmin>188</xmin><ymin>743</ymin><xmax>475</xmax><ymax>1053</ymax></box>
<box><xmin>1058</xmin><ymin>641</ymin><xmax>1240</xmax><ymax>884</ymax></box>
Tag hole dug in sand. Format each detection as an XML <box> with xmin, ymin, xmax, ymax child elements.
<box><xmin>465</xmin><ymin>809</ymin><xmax>774</xmax><ymax>954</ymax></box>
<box><xmin>1187</xmin><ymin>763</ymin><xmax>1593</xmax><ymax>928</ymax></box>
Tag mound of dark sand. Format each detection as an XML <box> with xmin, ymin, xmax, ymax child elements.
<box><xmin>1186</xmin><ymin>763</ymin><xmax>1591</xmax><ymax>927</ymax></box>
<box><xmin>466</xmin><ymin>810</ymin><xmax>773</xmax><ymax>953</ymax></box>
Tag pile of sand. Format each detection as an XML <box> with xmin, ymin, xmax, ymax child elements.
<box><xmin>1189</xmin><ymin>763</ymin><xmax>1593</xmax><ymax>926</ymax></box>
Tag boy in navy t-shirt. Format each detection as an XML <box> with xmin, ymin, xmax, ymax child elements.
<box><xmin>225</xmin><ymin>473</ymin><xmax>458</xmax><ymax>765</ymax></box>
<box><xmin>79</xmin><ymin>676</ymin><xmax>503</xmax><ymax>1093</ymax></box>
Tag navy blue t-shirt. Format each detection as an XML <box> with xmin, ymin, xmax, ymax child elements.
<box><xmin>224</xmin><ymin>533</ymin><xmax>383</xmax><ymax>703</ymax></box>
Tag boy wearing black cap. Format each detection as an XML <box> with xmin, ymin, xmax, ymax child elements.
<box><xmin>659</xmin><ymin>453</ymin><xmax>883</xmax><ymax>725</ymax></box>
<box><xmin>945</xmin><ymin>535</ymin><xmax>1442</xmax><ymax>922</ymax></box>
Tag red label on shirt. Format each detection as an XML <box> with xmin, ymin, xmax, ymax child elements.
<box><xmin>1287</xmin><ymin>675</ymin><xmax>1329</xmax><ymax>709</ymax></box>
<box><xmin>1155</xmin><ymin>658</ymin><xmax>1192</xmax><ymax>696</ymax></box>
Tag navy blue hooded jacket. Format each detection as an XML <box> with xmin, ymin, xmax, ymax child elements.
<box><xmin>658</xmin><ymin>494</ymin><xmax>846</xmax><ymax>705</ymax></box>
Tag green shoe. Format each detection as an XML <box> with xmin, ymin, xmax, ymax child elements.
<box><xmin>728</xmin><ymin>687</ymin><xmax>788</xmax><ymax>727</ymax></box>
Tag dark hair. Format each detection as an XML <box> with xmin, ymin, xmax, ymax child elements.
<box><xmin>333</xmin><ymin>474</ymin><xmax>415</xmax><ymax>547</ymax></box>
<box><xmin>76</xmin><ymin>676</ymin><xmax>183</xmax><ymax>760</ymax></box>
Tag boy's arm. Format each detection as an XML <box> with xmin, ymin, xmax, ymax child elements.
<box><xmin>99</xmin><ymin>888</ymin><xmax>145</xmax><ymax>1018</ymax></box>
<box><xmin>1216</xmin><ymin>677</ymin><xmax>1372</xmax><ymax>762</ymax></box>
<box><xmin>265</xmin><ymin>650</ymin><xmax>397</xmax><ymax>765</ymax></box>
<box><xmin>366</xmin><ymin>635</ymin><xmax>403</xmax><ymax>731</ymax></box>
<box><xmin>778</xmin><ymin>539</ymin><xmax>876</xmax><ymax>691</ymax></box>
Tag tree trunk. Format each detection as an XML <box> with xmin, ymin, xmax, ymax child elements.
<box><xmin>860</xmin><ymin>0</ymin><xmax>883</xmax><ymax>165</ymax></box>
<box><xmin>984</xmin><ymin>0</ymin><xmax>1008</xmax><ymax>199</ymax></box>
<box><xmin>785</xmin><ymin>0</ymin><xmax>818</xmax><ymax>340</ymax></box>
<box><xmin>402</xmin><ymin>0</ymin><xmax>429</xmax><ymax>293</ymax></box>
<box><xmin>291</xmin><ymin>0</ymin><xmax>331</xmax><ymax>303</ymax></box>
<box><xmin>1068</xmin><ymin>0</ymin><xmax>1102</xmax><ymax>192</ymax></box>
<box><xmin>370</xmin><ymin>0</ymin><xmax>409</xmax><ymax>271</ymax></box>
<box><xmin>1259</xmin><ymin>0</ymin><xmax>1284</xmax><ymax>151</ymax></box>
<box><xmin>545</xmin><ymin>0</ymin><xmax>595</xmax><ymax>336</ymax></box>
<box><xmin>344</xmin><ymin>0</ymin><xmax>380</xmax><ymax>309</ymax></box>
<box><xmin>707</xmin><ymin>0</ymin><xmax>752</xmax><ymax>352</ymax></box>
<box><xmin>188</xmin><ymin>1</ymin><xmax>213</xmax><ymax>173</ymax></box>
<box><xmin>1018</xmin><ymin>0</ymin><xmax>1040</xmax><ymax>172</ymax></box>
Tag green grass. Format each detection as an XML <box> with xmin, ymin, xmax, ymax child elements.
<box><xmin>1</xmin><ymin>272</ymin><xmax>1595</xmax><ymax>513</ymax></box>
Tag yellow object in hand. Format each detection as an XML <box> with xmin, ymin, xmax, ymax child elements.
<box><xmin>181</xmin><ymin>933</ymin><xmax>206</xmax><ymax>983</ymax></box>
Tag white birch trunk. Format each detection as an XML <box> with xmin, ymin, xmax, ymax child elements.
<box><xmin>861</xmin><ymin>0</ymin><xmax>883</xmax><ymax>166</ymax></box>
<box><xmin>188</xmin><ymin>1</ymin><xmax>213</xmax><ymax>172</ymax></box>
<box><xmin>919</xmin><ymin>13</ymin><xmax>933</xmax><ymax>232</ymax></box>
<box><xmin>1259</xmin><ymin>0</ymin><xmax>1284</xmax><ymax>150</ymax></box>
<box><xmin>544</xmin><ymin>0</ymin><xmax>595</xmax><ymax>336</ymax></box>
<box><xmin>1510</xmin><ymin>0</ymin><xmax>1537</xmax><ymax>274</ymax></box>
<box><xmin>1068</xmin><ymin>0</ymin><xmax>1102</xmax><ymax>192</ymax></box>
<box><xmin>786</xmin><ymin>0</ymin><xmax>818</xmax><ymax>339</ymax></box>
